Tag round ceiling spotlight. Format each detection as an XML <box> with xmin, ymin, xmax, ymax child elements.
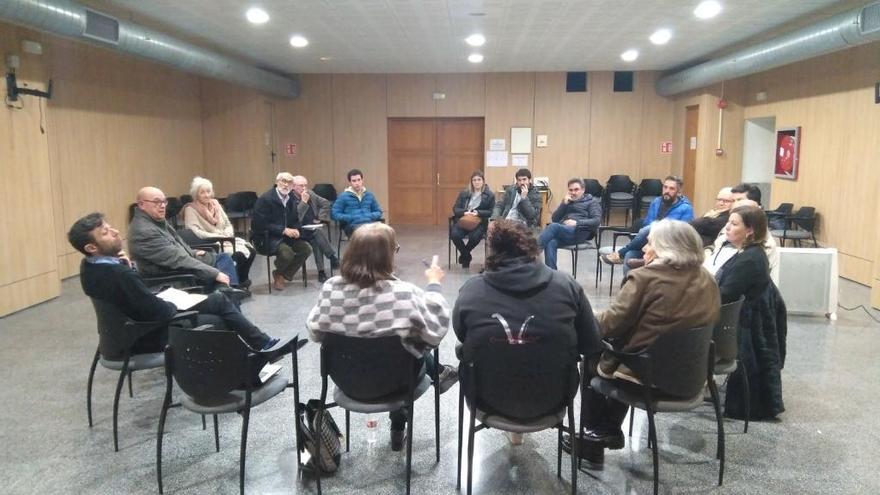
<box><xmin>465</xmin><ymin>34</ymin><xmax>486</xmax><ymax>47</ymax></box>
<box><xmin>620</xmin><ymin>49</ymin><xmax>639</xmax><ymax>62</ymax></box>
<box><xmin>245</xmin><ymin>7</ymin><xmax>269</xmax><ymax>25</ymax></box>
<box><xmin>468</xmin><ymin>53</ymin><xmax>484</xmax><ymax>63</ymax></box>
<box><xmin>649</xmin><ymin>29</ymin><xmax>672</xmax><ymax>45</ymax></box>
<box><xmin>694</xmin><ymin>1</ymin><xmax>722</xmax><ymax>19</ymax></box>
<box><xmin>289</xmin><ymin>35</ymin><xmax>309</xmax><ymax>48</ymax></box>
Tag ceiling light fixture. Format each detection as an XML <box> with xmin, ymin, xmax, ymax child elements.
<box><xmin>289</xmin><ymin>35</ymin><xmax>309</xmax><ymax>48</ymax></box>
<box><xmin>465</xmin><ymin>34</ymin><xmax>485</xmax><ymax>47</ymax></box>
<box><xmin>319</xmin><ymin>56</ymin><xmax>331</xmax><ymax>61</ymax></box>
<box><xmin>620</xmin><ymin>49</ymin><xmax>638</xmax><ymax>62</ymax></box>
<box><xmin>245</xmin><ymin>7</ymin><xmax>269</xmax><ymax>25</ymax></box>
<box><xmin>649</xmin><ymin>28</ymin><xmax>672</xmax><ymax>45</ymax></box>
<box><xmin>694</xmin><ymin>1</ymin><xmax>722</xmax><ymax>19</ymax></box>
<box><xmin>468</xmin><ymin>53</ymin><xmax>484</xmax><ymax>63</ymax></box>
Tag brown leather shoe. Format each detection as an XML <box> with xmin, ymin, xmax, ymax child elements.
<box><xmin>272</xmin><ymin>270</ymin><xmax>286</xmax><ymax>291</ymax></box>
<box><xmin>626</xmin><ymin>258</ymin><xmax>646</xmax><ymax>269</ymax></box>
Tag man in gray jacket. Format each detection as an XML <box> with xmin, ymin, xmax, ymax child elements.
<box><xmin>491</xmin><ymin>168</ymin><xmax>542</xmax><ymax>228</ymax></box>
<box><xmin>128</xmin><ymin>186</ymin><xmax>238</xmax><ymax>287</ymax></box>
<box><xmin>292</xmin><ymin>175</ymin><xmax>339</xmax><ymax>283</ymax></box>
<box><xmin>538</xmin><ymin>178</ymin><xmax>602</xmax><ymax>270</ymax></box>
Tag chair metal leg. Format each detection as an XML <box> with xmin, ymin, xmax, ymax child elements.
<box><xmin>127</xmin><ymin>370</ymin><xmax>134</xmax><ymax>398</ymax></box>
<box><xmin>156</xmin><ymin>391</ymin><xmax>171</xmax><ymax>494</ymax></box>
<box><xmin>345</xmin><ymin>410</ymin><xmax>351</xmax><ymax>452</ymax></box>
<box><xmin>87</xmin><ymin>348</ymin><xmax>99</xmax><ymax>427</ymax></box>
<box><xmin>202</xmin><ymin>414</ymin><xmax>206</xmax><ymax>430</ymax></box>
<box><xmin>112</xmin><ymin>360</ymin><xmax>129</xmax><ymax>452</ymax></box>
<box><xmin>266</xmin><ymin>255</ymin><xmax>272</xmax><ymax>294</ymax></box>
<box><xmin>405</xmin><ymin>402</ymin><xmax>415</xmax><ymax>495</ymax></box>
<box><xmin>292</xmin><ymin>348</ymin><xmax>302</xmax><ymax>467</ymax></box>
<box><xmin>457</xmin><ymin>386</ymin><xmax>464</xmax><ymax>490</ymax></box>
<box><xmin>434</xmin><ymin>363</ymin><xmax>441</xmax><ymax>462</ymax></box>
<box><xmin>741</xmin><ymin>360</ymin><xmax>751</xmax><ymax>434</ymax></box>
<box><xmin>239</xmin><ymin>407</ymin><xmax>250</xmax><ymax>495</ymax></box>
<box><xmin>628</xmin><ymin>405</ymin><xmax>635</xmax><ymax>437</ymax></box>
<box><xmin>646</xmin><ymin>408</ymin><xmax>659</xmax><ymax>495</ymax></box>
<box><xmin>557</xmin><ymin>424</ymin><xmax>562</xmax><ymax>477</ymax></box>
<box><xmin>571</xmin><ymin>249</ymin><xmax>578</xmax><ymax>279</ymax></box>
<box><xmin>709</xmin><ymin>378</ymin><xmax>725</xmax><ymax>485</ymax></box>
<box><xmin>466</xmin><ymin>404</ymin><xmax>476</xmax><ymax>495</ymax></box>
<box><xmin>213</xmin><ymin>414</ymin><xmax>220</xmax><ymax>452</ymax></box>
<box><xmin>568</xmin><ymin>405</ymin><xmax>577</xmax><ymax>495</ymax></box>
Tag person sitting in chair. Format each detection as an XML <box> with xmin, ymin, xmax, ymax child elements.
<box><xmin>450</xmin><ymin>171</ymin><xmax>495</xmax><ymax>269</ymax></box>
<box><xmin>331</xmin><ymin>168</ymin><xmax>384</xmax><ymax>237</ymax></box>
<box><xmin>291</xmin><ymin>175</ymin><xmax>340</xmax><ymax>283</ymax></box>
<box><xmin>491</xmin><ymin>168</ymin><xmax>542</xmax><ymax>228</ymax></box>
<box><xmin>538</xmin><ymin>178</ymin><xmax>602</xmax><ymax>270</ymax></box>
<box><xmin>69</xmin><ymin>213</ymin><xmax>281</xmax><ymax>352</ymax></box>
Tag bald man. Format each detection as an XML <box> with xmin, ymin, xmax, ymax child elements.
<box><xmin>291</xmin><ymin>175</ymin><xmax>339</xmax><ymax>283</ymax></box>
<box><xmin>128</xmin><ymin>186</ymin><xmax>240</xmax><ymax>287</ymax></box>
<box><xmin>690</xmin><ymin>187</ymin><xmax>735</xmax><ymax>246</ymax></box>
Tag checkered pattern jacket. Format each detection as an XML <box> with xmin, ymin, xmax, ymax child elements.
<box><xmin>307</xmin><ymin>276</ymin><xmax>450</xmax><ymax>356</ymax></box>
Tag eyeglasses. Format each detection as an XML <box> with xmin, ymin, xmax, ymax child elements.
<box><xmin>395</xmin><ymin>244</ymin><xmax>401</xmax><ymax>253</ymax></box>
<box><xmin>142</xmin><ymin>199</ymin><xmax>168</xmax><ymax>206</ymax></box>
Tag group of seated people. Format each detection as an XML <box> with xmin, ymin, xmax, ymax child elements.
<box><xmin>71</xmin><ymin>168</ymin><xmax>786</xmax><ymax>477</ymax></box>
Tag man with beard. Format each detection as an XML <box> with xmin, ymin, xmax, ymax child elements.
<box><xmin>537</xmin><ymin>178</ymin><xmax>602</xmax><ymax>270</ymax></box>
<box><xmin>601</xmin><ymin>175</ymin><xmax>693</xmax><ymax>273</ymax></box>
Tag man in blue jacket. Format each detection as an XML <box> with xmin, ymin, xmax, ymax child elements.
<box><xmin>538</xmin><ymin>178</ymin><xmax>602</xmax><ymax>270</ymax></box>
<box><xmin>331</xmin><ymin>168</ymin><xmax>384</xmax><ymax>236</ymax></box>
<box><xmin>601</xmin><ymin>175</ymin><xmax>693</xmax><ymax>272</ymax></box>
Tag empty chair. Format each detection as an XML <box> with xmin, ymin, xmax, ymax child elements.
<box><xmin>225</xmin><ymin>191</ymin><xmax>259</xmax><ymax>234</ymax></box>
<box><xmin>157</xmin><ymin>327</ymin><xmax>302</xmax><ymax>495</ymax></box>
<box><xmin>164</xmin><ymin>197</ymin><xmax>183</xmax><ymax>228</ymax></box>
<box><xmin>771</xmin><ymin>206</ymin><xmax>817</xmax><ymax>247</ymax></box>
<box><xmin>312</xmin><ymin>183</ymin><xmax>338</xmax><ymax>203</ymax></box>
<box><xmin>633</xmin><ymin>178</ymin><xmax>662</xmax><ymax>219</ymax></box>
<box><xmin>712</xmin><ymin>296</ymin><xmax>749</xmax><ymax>432</ymax></box>
<box><xmin>603</xmin><ymin>175</ymin><xmax>636</xmax><ymax>226</ymax></box>
<box><xmin>590</xmin><ymin>325</ymin><xmax>725</xmax><ymax>495</ymax></box>
<box><xmin>765</xmin><ymin>202</ymin><xmax>793</xmax><ymax>231</ymax></box>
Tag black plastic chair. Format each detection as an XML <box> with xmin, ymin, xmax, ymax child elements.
<box><xmin>559</xmin><ymin>238</ymin><xmax>598</xmax><ymax>280</ymax></box>
<box><xmin>314</xmin><ymin>334</ymin><xmax>441</xmax><ymax>495</ymax></box>
<box><xmin>165</xmin><ymin>197</ymin><xmax>183</xmax><ymax>228</ymax></box>
<box><xmin>713</xmin><ymin>296</ymin><xmax>749</xmax><ymax>433</ymax></box>
<box><xmin>634</xmin><ymin>179</ymin><xmax>662</xmax><ymax>219</ymax></box>
<box><xmin>157</xmin><ymin>327</ymin><xmax>302</xmax><ymax>495</ymax></box>
<box><xmin>595</xmin><ymin>225</ymin><xmax>638</xmax><ymax>295</ymax></box>
<box><xmin>179</xmin><ymin>194</ymin><xmax>193</xmax><ymax>206</ymax></box>
<box><xmin>457</xmin><ymin>333</ymin><xmax>580</xmax><ymax>495</ymax></box>
<box><xmin>603</xmin><ymin>175</ymin><xmax>636</xmax><ymax>226</ymax></box>
<box><xmin>590</xmin><ymin>325</ymin><xmax>724</xmax><ymax>495</ymax></box>
<box><xmin>771</xmin><ymin>206</ymin><xmax>817</xmax><ymax>247</ymax></box>
<box><xmin>312</xmin><ymin>183</ymin><xmax>338</xmax><ymax>203</ymax></box>
<box><xmin>250</xmin><ymin>230</ymin><xmax>308</xmax><ymax>293</ymax></box>
<box><xmin>225</xmin><ymin>191</ymin><xmax>259</xmax><ymax>235</ymax></box>
<box><xmin>177</xmin><ymin>227</ymin><xmax>236</xmax><ymax>255</ymax></box>
<box><xmin>582</xmin><ymin>178</ymin><xmax>604</xmax><ymax>200</ymax></box>
<box><xmin>766</xmin><ymin>203</ymin><xmax>794</xmax><ymax>231</ymax></box>
<box><xmin>86</xmin><ymin>297</ymin><xmax>197</xmax><ymax>452</ymax></box>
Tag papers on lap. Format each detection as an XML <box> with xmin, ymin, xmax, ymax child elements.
<box><xmin>156</xmin><ymin>287</ymin><xmax>208</xmax><ymax>310</ymax></box>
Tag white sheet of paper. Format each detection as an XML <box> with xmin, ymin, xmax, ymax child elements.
<box><xmin>156</xmin><ymin>287</ymin><xmax>208</xmax><ymax>311</ymax></box>
<box><xmin>489</xmin><ymin>138</ymin><xmax>506</xmax><ymax>151</ymax></box>
<box><xmin>486</xmin><ymin>150</ymin><xmax>508</xmax><ymax>167</ymax></box>
<box><xmin>510</xmin><ymin>127</ymin><xmax>532</xmax><ymax>154</ymax></box>
<box><xmin>511</xmin><ymin>154</ymin><xmax>529</xmax><ymax>167</ymax></box>
<box><xmin>258</xmin><ymin>363</ymin><xmax>282</xmax><ymax>383</ymax></box>
<box><xmin>302</xmin><ymin>223</ymin><xmax>324</xmax><ymax>230</ymax></box>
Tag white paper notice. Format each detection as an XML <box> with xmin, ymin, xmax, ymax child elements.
<box><xmin>486</xmin><ymin>151</ymin><xmax>508</xmax><ymax>167</ymax></box>
<box><xmin>511</xmin><ymin>154</ymin><xmax>529</xmax><ymax>167</ymax></box>
<box><xmin>489</xmin><ymin>138</ymin><xmax>506</xmax><ymax>151</ymax></box>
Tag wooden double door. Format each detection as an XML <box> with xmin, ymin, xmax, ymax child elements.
<box><xmin>388</xmin><ymin>118</ymin><xmax>484</xmax><ymax>225</ymax></box>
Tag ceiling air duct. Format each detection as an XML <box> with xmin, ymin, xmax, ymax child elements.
<box><xmin>0</xmin><ymin>0</ymin><xmax>298</xmax><ymax>98</ymax></box>
<box><xmin>656</xmin><ymin>2</ymin><xmax>880</xmax><ymax>97</ymax></box>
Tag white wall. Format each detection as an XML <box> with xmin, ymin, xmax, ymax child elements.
<box><xmin>741</xmin><ymin>116</ymin><xmax>776</xmax><ymax>205</ymax></box>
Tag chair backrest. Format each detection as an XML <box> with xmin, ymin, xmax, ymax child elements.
<box><xmin>792</xmin><ymin>206</ymin><xmax>816</xmax><ymax>231</ymax></box>
<box><xmin>582</xmin><ymin>178</ymin><xmax>604</xmax><ymax>198</ymax></box>
<box><xmin>771</xmin><ymin>203</ymin><xmax>794</xmax><ymax>216</ymax></box>
<box><xmin>640</xmin><ymin>325</ymin><xmax>713</xmax><ymax>398</ymax></box>
<box><xmin>637</xmin><ymin>178</ymin><xmax>663</xmax><ymax>197</ymax></box>
<box><xmin>167</xmin><ymin>326</ymin><xmax>250</xmax><ymax>400</ymax></box>
<box><xmin>91</xmin><ymin>297</ymin><xmax>134</xmax><ymax>360</ymax></box>
<box><xmin>165</xmin><ymin>197</ymin><xmax>183</xmax><ymax>222</ymax></box>
<box><xmin>466</xmin><ymin>335</ymin><xmax>579</xmax><ymax>421</ymax></box>
<box><xmin>320</xmin><ymin>334</ymin><xmax>420</xmax><ymax>401</ymax></box>
<box><xmin>225</xmin><ymin>191</ymin><xmax>259</xmax><ymax>213</ymax></box>
<box><xmin>176</xmin><ymin>228</ymin><xmax>208</xmax><ymax>248</ymax></box>
<box><xmin>713</xmin><ymin>296</ymin><xmax>744</xmax><ymax>362</ymax></box>
<box><xmin>313</xmin><ymin>183</ymin><xmax>338</xmax><ymax>202</ymax></box>
<box><xmin>127</xmin><ymin>202</ymin><xmax>138</xmax><ymax>223</ymax></box>
<box><xmin>179</xmin><ymin>194</ymin><xmax>193</xmax><ymax>205</ymax></box>
<box><xmin>605</xmin><ymin>175</ymin><xmax>635</xmax><ymax>194</ymax></box>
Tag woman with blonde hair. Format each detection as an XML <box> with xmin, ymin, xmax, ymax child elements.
<box><xmin>183</xmin><ymin>176</ymin><xmax>255</xmax><ymax>287</ymax></box>
<box><xmin>450</xmin><ymin>171</ymin><xmax>495</xmax><ymax>268</ymax></box>
<box><xmin>307</xmin><ymin>222</ymin><xmax>458</xmax><ymax>451</ymax></box>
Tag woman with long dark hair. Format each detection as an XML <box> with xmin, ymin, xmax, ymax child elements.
<box><xmin>450</xmin><ymin>171</ymin><xmax>495</xmax><ymax>268</ymax></box>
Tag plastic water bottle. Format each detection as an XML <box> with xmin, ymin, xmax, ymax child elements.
<box><xmin>365</xmin><ymin>415</ymin><xmax>379</xmax><ymax>447</ymax></box>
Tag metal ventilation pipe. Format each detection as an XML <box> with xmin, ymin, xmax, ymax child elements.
<box><xmin>656</xmin><ymin>2</ymin><xmax>880</xmax><ymax>97</ymax></box>
<box><xmin>0</xmin><ymin>0</ymin><xmax>298</xmax><ymax>98</ymax></box>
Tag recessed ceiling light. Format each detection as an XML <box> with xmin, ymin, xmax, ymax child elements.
<box><xmin>620</xmin><ymin>49</ymin><xmax>638</xmax><ymax>62</ymax></box>
<box><xmin>468</xmin><ymin>53</ymin><xmax>484</xmax><ymax>63</ymax></box>
<box><xmin>289</xmin><ymin>35</ymin><xmax>309</xmax><ymax>48</ymax></box>
<box><xmin>319</xmin><ymin>56</ymin><xmax>331</xmax><ymax>61</ymax></box>
<box><xmin>465</xmin><ymin>34</ymin><xmax>486</xmax><ymax>47</ymax></box>
<box><xmin>245</xmin><ymin>7</ymin><xmax>269</xmax><ymax>24</ymax></box>
<box><xmin>694</xmin><ymin>1</ymin><xmax>722</xmax><ymax>19</ymax></box>
<box><xmin>649</xmin><ymin>28</ymin><xmax>672</xmax><ymax>45</ymax></box>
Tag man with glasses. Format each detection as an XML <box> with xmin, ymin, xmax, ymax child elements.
<box><xmin>252</xmin><ymin>172</ymin><xmax>313</xmax><ymax>291</ymax></box>
<box><xmin>537</xmin><ymin>178</ymin><xmax>602</xmax><ymax>270</ymax></box>
<box><xmin>691</xmin><ymin>187</ymin><xmax>735</xmax><ymax>246</ymax></box>
<box><xmin>129</xmin><ymin>186</ymin><xmax>239</xmax><ymax>287</ymax></box>
<box><xmin>291</xmin><ymin>175</ymin><xmax>339</xmax><ymax>283</ymax></box>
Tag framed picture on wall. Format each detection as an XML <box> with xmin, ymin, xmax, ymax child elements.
<box><xmin>775</xmin><ymin>127</ymin><xmax>801</xmax><ymax>180</ymax></box>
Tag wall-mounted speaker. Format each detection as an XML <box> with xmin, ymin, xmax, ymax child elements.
<box><xmin>613</xmin><ymin>71</ymin><xmax>634</xmax><ymax>92</ymax></box>
<box><xmin>566</xmin><ymin>72</ymin><xmax>587</xmax><ymax>92</ymax></box>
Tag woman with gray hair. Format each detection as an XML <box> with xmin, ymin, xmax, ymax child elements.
<box><xmin>183</xmin><ymin>176</ymin><xmax>255</xmax><ymax>287</ymax></box>
<box><xmin>570</xmin><ymin>219</ymin><xmax>719</xmax><ymax>464</ymax></box>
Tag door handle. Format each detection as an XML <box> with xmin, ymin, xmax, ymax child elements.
<box><xmin>437</xmin><ymin>173</ymin><xmax>440</xmax><ymax>186</ymax></box>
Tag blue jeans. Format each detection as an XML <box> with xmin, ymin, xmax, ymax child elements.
<box><xmin>538</xmin><ymin>223</ymin><xmax>579</xmax><ymax>270</ymax></box>
<box><xmin>214</xmin><ymin>252</ymin><xmax>239</xmax><ymax>286</ymax></box>
<box><xmin>617</xmin><ymin>225</ymin><xmax>650</xmax><ymax>276</ymax></box>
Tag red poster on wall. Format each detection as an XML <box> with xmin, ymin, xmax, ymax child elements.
<box><xmin>774</xmin><ymin>127</ymin><xmax>800</xmax><ymax>180</ymax></box>
<box><xmin>660</xmin><ymin>141</ymin><xmax>672</xmax><ymax>154</ymax></box>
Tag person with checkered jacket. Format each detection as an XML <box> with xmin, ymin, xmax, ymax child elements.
<box><xmin>306</xmin><ymin>222</ymin><xmax>458</xmax><ymax>451</ymax></box>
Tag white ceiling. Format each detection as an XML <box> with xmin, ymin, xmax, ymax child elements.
<box><xmin>106</xmin><ymin>0</ymin><xmax>845</xmax><ymax>74</ymax></box>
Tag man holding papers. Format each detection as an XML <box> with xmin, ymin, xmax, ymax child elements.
<box><xmin>68</xmin><ymin>213</ymin><xmax>280</xmax><ymax>353</ymax></box>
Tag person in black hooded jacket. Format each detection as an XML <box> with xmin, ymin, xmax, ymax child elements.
<box><xmin>452</xmin><ymin>219</ymin><xmax>603</xmax><ymax>442</ymax></box>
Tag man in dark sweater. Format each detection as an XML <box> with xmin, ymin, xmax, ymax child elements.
<box><xmin>538</xmin><ymin>178</ymin><xmax>602</xmax><ymax>270</ymax></box>
<box><xmin>68</xmin><ymin>213</ymin><xmax>279</xmax><ymax>353</ymax></box>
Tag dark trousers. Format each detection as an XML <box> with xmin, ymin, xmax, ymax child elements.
<box><xmin>303</xmin><ymin>229</ymin><xmax>336</xmax><ymax>271</ymax></box>
<box><xmin>275</xmin><ymin>239</ymin><xmax>312</xmax><ymax>280</ymax></box>
<box><xmin>450</xmin><ymin>224</ymin><xmax>485</xmax><ymax>260</ymax></box>
<box><xmin>581</xmin><ymin>357</ymin><xmax>629</xmax><ymax>431</ymax></box>
<box><xmin>232</xmin><ymin>250</ymin><xmax>256</xmax><ymax>284</ymax></box>
<box><xmin>389</xmin><ymin>352</ymin><xmax>438</xmax><ymax>431</ymax></box>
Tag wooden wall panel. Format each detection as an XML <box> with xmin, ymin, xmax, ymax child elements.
<box><xmin>533</xmin><ymin>72</ymin><xmax>590</xmax><ymax>196</ymax></box>
<box><xmin>435</xmin><ymin>73</ymin><xmax>486</xmax><ymax>117</ymax></box>
<box><xmin>588</xmin><ymin>72</ymin><xmax>645</xmax><ymax>183</ymax></box>
<box><xmin>332</xmin><ymin>74</ymin><xmax>389</xmax><ymax>217</ymax></box>
<box><xmin>387</xmin><ymin>74</ymin><xmax>435</xmax><ymax>117</ymax></box>
<box><xmin>274</xmin><ymin>74</ymin><xmax>335</xmax><ymax>185</ymax></box>
<box><xmin>637</xmin><ymin>72</ymin><xmax>675</xmax><ymax>181</ymax></box>
<box><xmin>484</xmin><ymin>73</ymin><xmax>536</xmax><ymax>190</ymax></box>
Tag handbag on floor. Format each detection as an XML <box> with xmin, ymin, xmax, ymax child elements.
<box><xmin>297</xmin><ymin>399</ymin><xmax>343</xmax><ymax>473</ymax></box>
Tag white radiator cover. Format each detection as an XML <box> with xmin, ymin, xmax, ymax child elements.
<box><xmin>777</xmin><ymin>247</ymin><xmax>838</xmax><ymax>319</ymax></box>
